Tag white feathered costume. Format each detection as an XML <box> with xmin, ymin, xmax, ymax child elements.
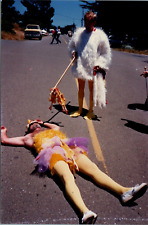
<box><xmin>68</xmin><ymin>27</ymin><xmax>111</xmax><ymax>108</ymax></box>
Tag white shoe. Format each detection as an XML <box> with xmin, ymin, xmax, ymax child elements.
<box><xmin>81</xmin><ymin>210</ymin><xmax>98</xmax><ymax>224</ymax></box>
<box><xmin>121</xmin><ymin>183</ymin><xmax>147</xmax><ymax>203</ymax></box>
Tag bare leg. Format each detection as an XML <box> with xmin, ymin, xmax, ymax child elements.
<box><xmin>70</xmin><ymin>79</ymin><xmax>85</xmax><ymax>117</ymax></box>
<box><xmin>53</xmin><ymin>160</ymin><xmax>89</xmax><ymax>215</ymax></box>
<box><xmin>84</xmin><ymin>80</ymin><xmax>96</xmax><ymax>120</ymax></box>
<box><xmin>76</xmin><ymin>154</ymin><xmax>130</xmax><ymax>195</ymax></box>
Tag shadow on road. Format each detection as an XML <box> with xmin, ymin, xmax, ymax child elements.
<box><xmin>128</xmin><ymin>101</ymin><xmax>148</xmax><ymax>111</ymax></box>
<box><xmin>52</xmin><ymin>103</ymin><xmax>100</xmax><ymax>121</ymax></box>
<box><xmin>121</xmin><ymin>118</ymin><xmax>148</xmax><ymax>134</ymax></box>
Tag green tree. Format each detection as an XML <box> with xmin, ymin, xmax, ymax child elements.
<box><xmin>1</xmin><ymin>0</ymin><xmax>21</xmax><ymax>32</ymax></box>
<box><xmin>80</xmin><ymin>1</ymin><xmax>148</xmax><ymax>49</ymax></box>
<box><xmin>21</xmin><ymin>0</ymin><xmax>54</xmax><ymax>31</ymax></box>
<box><xmin>80</xmin><ymin>1</ymin><xmax>148</xmax><ymax>35</ymax></box>
<box><xmin>80</xmin><ymin>0</ymin><xmax>99</xmax><ymax>12</ymax></box>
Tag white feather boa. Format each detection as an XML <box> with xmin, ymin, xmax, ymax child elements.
<box><xmin>93</xmin><ymin>73</ymin><xmax>106</xmax><ymax>108</ymax></box>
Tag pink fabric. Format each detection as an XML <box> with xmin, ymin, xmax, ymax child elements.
<box><xmin>34</xmin><ymin>137</ymin><xmax>89</xmax><ymax>173</ymax></box>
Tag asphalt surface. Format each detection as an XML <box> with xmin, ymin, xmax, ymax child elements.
<box><xmin>1</xmin><ymin>35</ymin><xmax>148</xmax><ymax>224</ymax></box>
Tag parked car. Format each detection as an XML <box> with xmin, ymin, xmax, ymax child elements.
<box><xmin>25</xmin><ymin>24</ymin><xmax>42</xmax><ymax>40</ymax></box>
<box><xmin>41</xmin><ymin>29</ymin><xmax>48</xmax><ymax>36</ymax></box>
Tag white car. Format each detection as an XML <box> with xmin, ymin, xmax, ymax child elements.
<box><xmin>41</xmin><ymin>29</ymin><xmax>48</xmax><ymax>36</ymax></box>
<box><xmin>25</xmin><ymin>24</ymin><xmax>42</xmax><ymax>40</ymax></box>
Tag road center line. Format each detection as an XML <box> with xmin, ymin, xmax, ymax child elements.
<box><xmin>75</xmin><ymin>79</ymin><xmax>108</xmax><ymax>174</ymax></box>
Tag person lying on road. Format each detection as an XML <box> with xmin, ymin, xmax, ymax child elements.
<box><xmin>1</xmin><ymin>119</ymin><xmax>147</xmax><ymax>224</ymax></box>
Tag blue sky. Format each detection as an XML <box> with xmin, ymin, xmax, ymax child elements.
<box><xmin>51</xmin><ymin>1</ymin><xmax>83</xmax><ymax>27</ymax></box>
<box><xmin>14</xmin><ymin>0</ymin><xmax>91</xmax><ymax>28</ymax></box>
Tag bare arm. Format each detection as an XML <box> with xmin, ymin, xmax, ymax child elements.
<box><xmin>32</xmin><ymin>119</ymin><xmax>60</xmax><ymax>130</ymax></box>
<box><xmin>1</xmin><ymin>121</ymin><xmax>60</xmax><ymax>148</ymax></box>
<box><xmin>1</xmin><ymin>126</ymin><xmax>25</xmax><ymax>146</ymax></box>
<box><xmin>43</xmin><ymin>122</ymin><xmax>60</xmax><ymax>130</ymax></box>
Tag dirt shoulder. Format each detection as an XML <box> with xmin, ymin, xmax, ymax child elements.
<box><xmin>1</xmin><ymin>24</ymin><xmax>25</xmax><ymax>41</ymax></box>
<box><xmin>1</xmin><ymin>30</ymin><xmax>25</xmax><ymax>41</ymax></box>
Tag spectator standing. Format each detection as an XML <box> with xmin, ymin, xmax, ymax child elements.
<box><xmin>50</xmin><ymin>27</ymin><xmax>57</xmax><ymax>44</ymax></box>
<box><xmin>56</xmin><ymin>26</ymin><xmax>61</xmax><ymax>44</ymax></box>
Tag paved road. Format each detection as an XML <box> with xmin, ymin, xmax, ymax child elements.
<box><xmin>1</xmin><ymin>35</ymin><xmax>148</xmax><ymax>224</ymax></box>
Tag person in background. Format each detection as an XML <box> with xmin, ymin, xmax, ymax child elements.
<box><xmin>141</xmin><ymin>70</ymin><xmax>148</xmax><ymax>78</ymax></box>
<box><xmin>56</xmin><ymin>26</ymin><xmax>61</xmax><ymax>44</ymax></box>
<box><xmin>50</xmin><ymin>27</ymin><xmax>57</xmax><ymax>44</ymax></box>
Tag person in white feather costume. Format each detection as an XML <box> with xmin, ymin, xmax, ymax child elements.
<box><xmin>68</xmin><ymin>11</ymin><xmax>111</xmax><ymax>119</ymax></box>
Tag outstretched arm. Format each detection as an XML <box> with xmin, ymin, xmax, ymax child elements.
<box><xmin>1</xmin><ymin>126</ymin><xmax>25</xmax><ymax>146</ymax></box>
